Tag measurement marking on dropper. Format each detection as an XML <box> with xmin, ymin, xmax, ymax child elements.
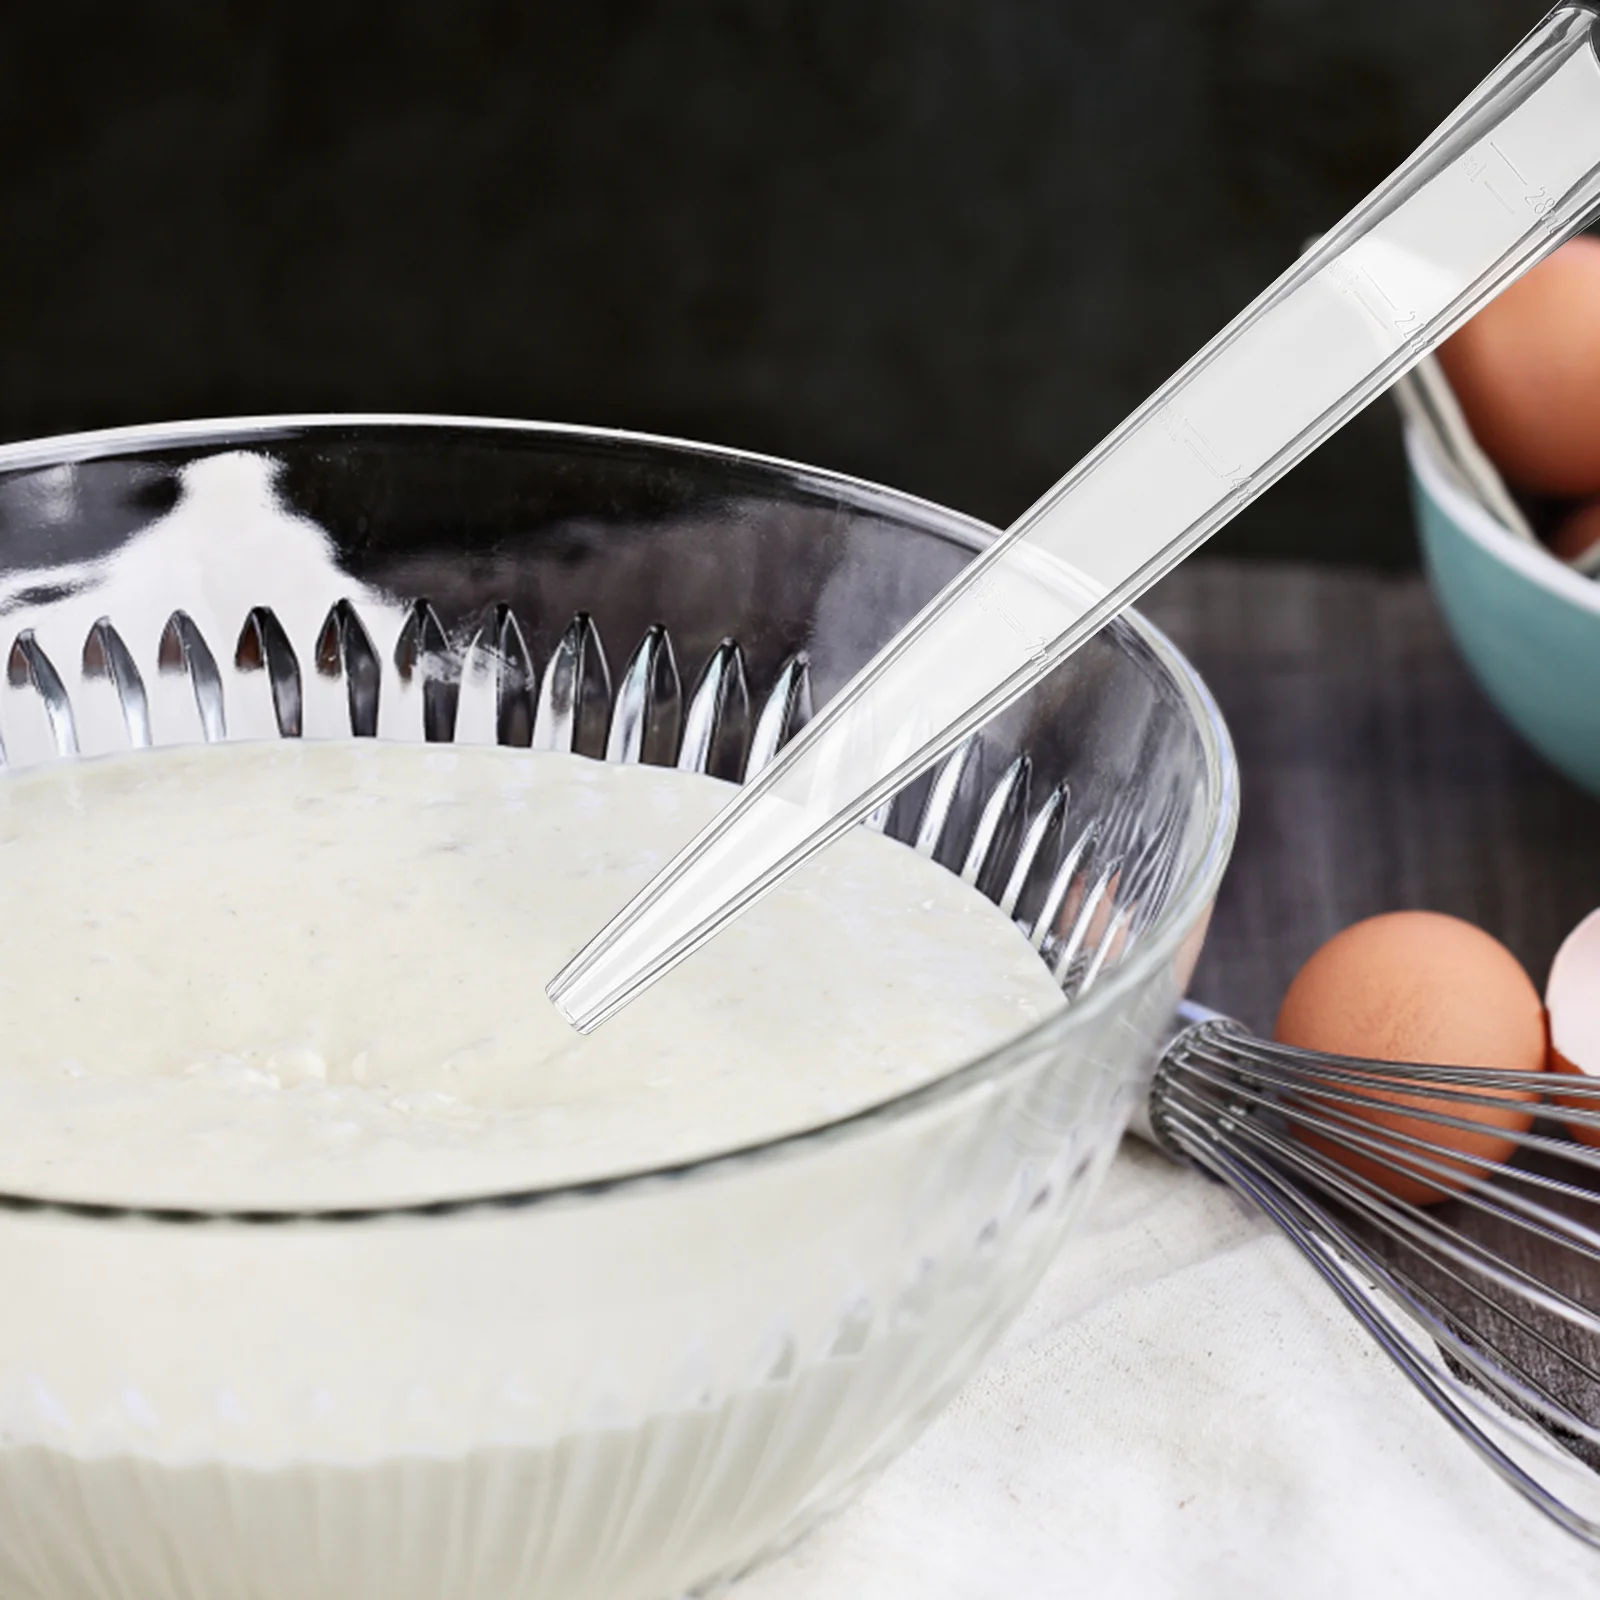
<box><xmin>968</xmin><ymin>570</ymin><xmax>1052</xmax><ymax>662</ymax></box>
<box><xmin>1326</xmin><ymin>256</ymin><xmax>1419</xmax><ymax>337</ymax></box>
<box><xmin>1159</xmin><ymin>406</ymin><xmax>1248</xmax><ymax>488</ymax></box>
<box><xmin>1469</xmin><ymin>140</ymin><xmax>1557</xmax><ymax>219</ymax></box>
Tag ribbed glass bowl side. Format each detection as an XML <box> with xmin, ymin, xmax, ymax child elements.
<box><xmin>1</xmin><ymin>991</ymin><xmax>1167</xmax><ymax>1599</ymax></box>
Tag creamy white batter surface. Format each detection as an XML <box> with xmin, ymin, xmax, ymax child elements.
<box><xmin>0</xmin><ymin>741</ymin><xmax>1062</xmax><ymax>1208</ymax></box>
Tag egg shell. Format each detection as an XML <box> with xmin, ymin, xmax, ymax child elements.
<box><xmin>1550</xmin><ymin>499</ymin><xmax>1600</xmax><ymax>566</ymax></box>
<box><xmin>1274</xmin><ymin>911</ymin><xmax>1544</xmax><ymax>1205</ymax></box>
<box><xmin>1546</xmin><ymin>906</ymin><xmax>1600</xmax><ymax>1147</ymax></box>
<box><xmin>1437</xmin><ymin>236</ymin><xmax>1600</xmax><ymax>497</ymax></box>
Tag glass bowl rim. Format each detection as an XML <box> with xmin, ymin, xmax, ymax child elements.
<box><xmin>0</xmin><ymin>413</ymin><xmax>1240</xmax><ymax>1226</ymax></box>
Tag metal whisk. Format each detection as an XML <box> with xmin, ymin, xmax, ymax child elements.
<box><xmin>1145</xmin><ymin>1003</ymin><xmax>1600</xmax><ymax>1547</ymax></box>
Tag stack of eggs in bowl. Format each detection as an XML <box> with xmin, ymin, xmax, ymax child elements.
<box><xmin>1403</xmin><ymin>234</ymin><xmax>1600</xmax><ymax>795</ymax></box>
<box><xmin>1434</xmin><ymin>237</ymin><xmax>1600</xmax><ymax>566</ymax></box>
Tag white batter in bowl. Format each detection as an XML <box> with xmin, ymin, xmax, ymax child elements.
<box><xmin>0</xmin><ymin>740</ymin><xmax>1067</xmax><ymax>1209</ymax></box>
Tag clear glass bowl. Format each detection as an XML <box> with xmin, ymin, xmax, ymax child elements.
<box><xmin>0</xmin><ymin>417</ymin><xmax>1237</xmax><ymax>1600</ymax></box>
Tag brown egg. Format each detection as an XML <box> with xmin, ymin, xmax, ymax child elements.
<box><xmin>1547</xmin><ymin>908</ymin><xmax>1600</xmax><ymax>1147</ymax></box>
<box><xmin>1437</xmin><ymin>236</ymin><xmax>1600</xmax><ymax>496</ymax></box>
<box><xmin>1274</xmin><ymin>912</ymin><xmax>1545</xmax><ymax>1205</ymax></box>
<box><xmin>1549</xmin><ymin>499</ymin><xmax>1600</xmax><ymax>566</ymax></box>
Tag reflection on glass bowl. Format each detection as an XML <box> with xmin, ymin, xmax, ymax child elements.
<box><xmin>0</xmin><ymin>416</ymin><xmax>1236</xmax><ymax>1600</ymax></box>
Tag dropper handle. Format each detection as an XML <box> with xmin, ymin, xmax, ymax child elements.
<box><xmin>551</xmin><ymin>5</ymin><xmax>1600</xmax><ymax>1031</ymax></box>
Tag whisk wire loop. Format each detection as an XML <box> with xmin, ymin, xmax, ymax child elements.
<box><xmin>1153</xmin><ymin>1012</ymin><xmax>1600</xmax><ymax>1546</ymax></box>
<box><xmin>1198</xmin><ymin>1129</ymin><xmax>1600</xmax><ymax>1547</ymax></box>
<box><xmin>1175</xmin><ymin>1082</ymin><xmax>1600</xmax><ymax>1338</ymax></box>
<box><xmin>1167</xmin><ymin>1031</ymin><xmax>1600</xmax><ymax>1261</ymax></box>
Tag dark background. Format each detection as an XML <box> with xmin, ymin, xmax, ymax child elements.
<box><xmin>0</xmin><ymin>0</ymin><xmax>1554</xmax><ymax>566</ymax></box>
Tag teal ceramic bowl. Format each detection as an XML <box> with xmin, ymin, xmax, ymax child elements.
<box><xmin>1406</xmin><ymin>421</ymin><xmax>1600</xmax><ymax>798</ymax></box>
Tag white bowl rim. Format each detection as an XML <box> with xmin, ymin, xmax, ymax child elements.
<box><xmin>1405</xmin><ymin>420</ymin><xmax>1600</xmax><ymax>618</ymax></box>
<box><xmin>0</xmin><ymin>412</ymin><xmax>1240</xmax><ymax>1223</ymax></box>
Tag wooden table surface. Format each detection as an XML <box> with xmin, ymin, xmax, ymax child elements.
<box><xmin>1141</xmin><ymin>559</ymin><xmax>1600</xmax><ymax>1030</ymax></box>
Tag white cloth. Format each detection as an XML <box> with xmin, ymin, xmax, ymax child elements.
<box><xmin>741</xmin><ymin>1141</ymin><xmax>1600</xmax><ymax>1598</ymax></box>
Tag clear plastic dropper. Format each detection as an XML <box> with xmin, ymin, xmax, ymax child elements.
<box><xmin>550</xmin><ymin>2</ymin><xmax>1600</xmax><ymax>1032</ymax></box>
